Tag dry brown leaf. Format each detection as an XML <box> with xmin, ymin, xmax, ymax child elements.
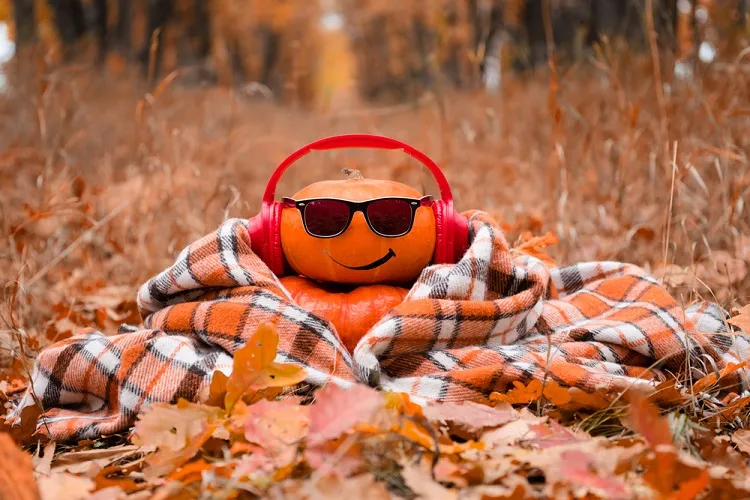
<box><xmin>401</xmin><ymin>462</ymin><xmax>458</xmax><ymax>500</ymax></box>
<box><xmin>225</xmin><ymin>323</ymin><xmax>307</xmax><ymax>411</ymax></box>
<box><xmin>51</xmin><ymin>445</ymin><xmax>142</xmax><ymax>469</ymax></box>
<box><xmin>0</xmin><ymin>433</ymin><xmax>41</xmax><ymax>500</ymax></box>
<box><xmin>732</xmin><ymin>429</ymin><xmax>750</xmax><ymax>455</ymax></box>
<box><xmin>37</xmin><ymin>473</ymin><xmax>94</xmax><ymax>500</ymax></box>
<box><xmin>667</xmin><ymin>469</ymin><xmax>709</xmax><ymax>500</ymax></box>
<box><xmin>490</xmin><ymin>379</ymin><xmax>572</xmax><ymax>406</ymax></box>
<box><xmin>728</xmin><ymin>305</ymin><xmax>750</xmax><ymax>333</ymax></box>
<box><xmin>627</xmin><ymin>394</ymin><xmax>673</xmax><ymax>449</ymax></box>
<box><xmin>422</xmin><ymin>401</ymin><xmax>519</xmax><ymax>433</ymax></box>
<box><xmin>132</xmin><ymin>399</ymin><xmax>224</xmax><ymax>451</ymax></box>
<box><xmin>555</xmin><ymin>450</ymin><xmax>629</xmax><ymax>499</ymax></box>
<box><xmin>513</xmin><ymin>231</ymin><xmax>559</xmax><ymax>267</ymax></box>
<box><xmin>243</xmin><ymin>399</ymin><xmax>309</xmax><ymax>467</ymax></box>
<box><xmin>309</xmin><ymin>473</ymin><xmax>392</xmax><ymax>500</ymax></box>
<box><xmin>304</xmin><ymin>438</ymin><xmax>364</xmax><ymax>479</ymax></box>
<box><xmin>33</xmin><ymin>442</ymin><xmax>56</xmax><ymax>476</ymax></box>
<box><xmin>308</xmin><ymin>383</ymin><xmax>384</xmax><ymax>445</ymax></box>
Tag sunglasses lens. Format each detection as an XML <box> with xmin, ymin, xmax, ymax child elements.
<box><xmin>303</xmin><ymin>199</ymin><xmax>351</xmax><ymax>237</ymax></box>
<box><xmin>366</xmin><ymin>199</ymin><xmax>413</xmax><ymax>236</ymax></box>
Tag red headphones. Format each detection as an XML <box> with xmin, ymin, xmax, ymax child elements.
<box><xmin>247</xmin><ymin>134</ymin><xmax>469</xmax><ymax>276</ymax></box>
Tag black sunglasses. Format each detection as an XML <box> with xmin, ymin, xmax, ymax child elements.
<box><xmin>282</xmin><ymin>196</ymin><xmax>433</xmax><ymax>238</ymax></box>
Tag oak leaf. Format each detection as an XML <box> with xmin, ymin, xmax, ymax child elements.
<box><xmin>132</xmin><ymin>399</ymin><xmax>223</xmax><ymax>451</ymax></box>
<box><xmin>225</xmin><ymin>323</ymin><xmax>307</xmax><ymax>411</ymax></box>
<box><xmin>490</xmin><ymin>379</ymin><xmax>572</xmax><ymax>406</ymax></box>
<box><xmin>556</xmin><ymin>450</ymin><xmax>629</xmax><ymax>499</ymax></box>
<box><xmin>728</xmin><ymin>305</ymin><xmax>750</xmax><ymax>333</ymax></box>
<box><xmin>308</xmin><ymin>383</ymin><xmax>383</xmax><ymax>445</ymax></box>
<box><xmin>37</xmin><ymin>473</ymin><xmax>94</xmax><ymax>500</ymax></box>
<box><xmin>243</xmin><ymin>399</ymin><xmax>309</xmax><ymax>467</ymax></box>
<box><xmin>423</xmin><ymin>401</ymin><xmax>519</xmax><ymax>433</ymax></box>
<box><xmin>732</xmin><ymin>429</ymin><xmax>750</xmax><ymax>455</ymax></box>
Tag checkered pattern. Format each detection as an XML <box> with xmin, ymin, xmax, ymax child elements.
<box><xmin>9</xmin><ymin>213</ymin><xmax>750</xmax><ymax>441</ymax></box>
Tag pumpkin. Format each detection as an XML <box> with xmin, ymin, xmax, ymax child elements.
<box><xmin>280</xmin><ymin>170</ymin><xmax>436</xmax><ymax>285</ymax></box>
<box><xmin>280</xmin><ymin>276</ymin><xmax>409</xmax><ymax>352</ymax></box>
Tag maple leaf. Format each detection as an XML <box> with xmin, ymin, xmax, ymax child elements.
<box><xmin>490</xmin><ymin>379</ymin><xmax>572</xmax><ymax>406</ymax></box>
<box><xmin>556</xmin><ymin>450</ymin><xmax>629</xmax><ymax>499</ymax></box>
<box><xmin>243</xmin><ymin>399</ymin><xmax>309</xmax><ymax>467</ymax></box>
<box><xmin>132</xmin><ymin>399</ymin><xmax>224</xmax><ymax>451</ymax></box>
<box><xmin>225</xmin><ymin>323</ymin><xmax>307</xmax><ymax>411</ymax></box>
<box><xmin>423</xmin><ymin>401</ymin><xmax>519</xmax><ymax>433</ymax></box>
<box><xmin>308</xmin><ymin>383</ymin><xmax>384</xmax><ymax>445</ymax></box>
<box><xmin>728</xmin><ymin>305</ymin><xmax>750</xmax><ymax>333</ymax></box>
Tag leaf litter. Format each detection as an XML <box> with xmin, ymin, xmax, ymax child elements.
<box><xmin>2</xmin><ymin>34</ymin><xmax>750</xmax><ymax>499</ymax></box>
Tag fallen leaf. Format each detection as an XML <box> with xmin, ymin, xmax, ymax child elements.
<box><xmin>225</xmin><ymin>323</ymin><xmax>307</xmax><ymax>411</ymax></box>
<box><xmin>525</xmin><ymin>420</ymin><xmax>588</xmax><ymax>449</ymax></box>
<box><xmin>514</xmin><ymin>231</ymin><xmax>559</xmax><ymax>267</ymax></box>
<box><xmin>51</xmin><ymin>445</ymin><xmax>142</xmax><ymax>469</ymax></box>
<box><xmin>305</xmin><ymin>473</ymin><xmax>391</xmax><ymax>499</ymax></box>
<box><xmin>0</xmin><ymin>433</ymin><xmax>41</xmax><ymax>500</ymax></box>
<box><xmin>423</xmin><ymin>401</ymin><xmax>518</xmax><ymax>433</ymax></box>
<box><xmin>243</xmin><ymin>399</ymin><xmax>309</xmax><ymax>467</ymax></box>
<box><xmin>37</xmin><ymin>473</ymin><xmax>94</xmax><ymax>500</ymax></box>
<box><xmin>207</xmin><ymin>370</ymin><xmax>229</xmax><ymax>408</ymax></box>
<box><xmin>732</xmin><ymin>429</ymin><xmax>750</xmax><ymax>455</ymax></box>
<box><xmin>490</xmin><ymin>379</ymin><xmax>572</xmax><ymax>406</ymax></box>
<box><xmin>555</xmin><ymin>450</ymin><xmax>629</xmax><ymax>499</ymax></box>
<box><xmin>304</xmin><ymin>438</ymin><xmax>365</xmax><ymax>479</ymax></box>
<box><xmin>33</xmin><ymin>441</ymin><xmax>56</xmax><ymax>475</ymax></box>
<box><xmin>132</xmin><ymin>399</ymin><xmax>224</xmax><ymax>451</ymax></box>
<box><xmin>667</xmin><ymin>469</ymin><xmax>709</xmax><ymax>500</ymax></box>
<box><xmin>401</xmin><ymin>462</ymin><xmax>458</xmax><ymax>500</ymax></box>
<box><xmin>143</xmin><ymin>423</ymin><xmax>217</xmax><ymax>481</ymax></box>
<box><xmin>308</xmin><ymin>384</ymin><xmax>384</xmax><ymax>445</ymax></box>
<box><xmin>728</xmin><ymin>305</ymin><xmax>750</xmax><ymax>333</ymax></box>
<box><xmin>627</xmin><ymin>394</ymin><xmax>673</xmax><ymax>448</ymax></box>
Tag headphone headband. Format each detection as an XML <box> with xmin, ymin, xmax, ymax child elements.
<box><xmin>262</xmin><ymin>134</ymin><xmax>454</xmax><ymax>204</ymax></box>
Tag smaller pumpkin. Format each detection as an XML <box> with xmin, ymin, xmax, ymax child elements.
<box><xmin>280</xmin><ymin>276</ymin><xmax>408</xmax><ymax>352</ymax></box>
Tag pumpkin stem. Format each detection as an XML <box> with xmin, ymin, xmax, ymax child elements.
<box><xmin>342</xmin><ymin>168</ymin><xmax>364</xmax><ymax>181</ymax></box>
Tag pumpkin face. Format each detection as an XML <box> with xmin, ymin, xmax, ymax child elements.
<box><xmin>280</xmin><ymin>174</ymin><xmax>436</xmax><ymax>284</ymax></box>
<box><xmin>280</xmin><ymin>276</ymin><xmax>409</xmax><ymax>352</ymax></box>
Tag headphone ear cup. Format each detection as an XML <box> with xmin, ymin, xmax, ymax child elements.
<box><xmin>452</xmin><ymin>212</ymin><xmax>469</xmax><ymax>263</ymax></box>
<box><xmin>247</xmin><ymin>213</ymin><xmax>265</xmax><ymax>260</ymax></box>
<box><xmin>264</xmin><ymin>202</ymin><xmax>286</xmax><ymax>276</ymax></box>
<box><xmin>432</xmin><ymin>201</ymin><xmax>454</xmax><ymax>265</ymax></box>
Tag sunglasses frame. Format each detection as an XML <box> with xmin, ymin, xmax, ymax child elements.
<box><xmin>282</xmin><ymin>195</ymin><xmax>434</xmax><ymax>238</ymax></box>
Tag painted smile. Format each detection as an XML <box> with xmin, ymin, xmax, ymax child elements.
<box><xmin>324</xmin><ymin>248</ymin><xmax>396</xmax><ymax>271</ymax></box>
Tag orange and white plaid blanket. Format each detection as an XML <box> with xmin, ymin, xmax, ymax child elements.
<box><xmin>11</xmin><ymin>211</ymin><xmax>750</xmax><ymax>441</ymax></box>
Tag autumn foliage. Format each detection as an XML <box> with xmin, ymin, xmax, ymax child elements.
<box><xmin>1</xmin><ymin>1</ymin><xmax>750</xmax><ymax>498</ymax></box>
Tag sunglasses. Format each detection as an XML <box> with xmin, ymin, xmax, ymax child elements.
<box><xmin>282</xmin><ymin>196</ymin><xmax>434</xmax><ymax>238</ymax></box>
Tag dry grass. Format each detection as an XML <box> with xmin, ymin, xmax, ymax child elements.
<box><xmin>0</xmin><ymin>40</ymin><xmax>748</xmax><ymax>375</ymax></box>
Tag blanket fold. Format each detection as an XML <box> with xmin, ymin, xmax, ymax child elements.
<box><xmin>11</xmin><ymin>211</ymin><xmax>750</xmax><ymax>441</ymax></box>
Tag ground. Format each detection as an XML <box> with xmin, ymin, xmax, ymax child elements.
<box><xmin>0</xmin><ymin>50</ymin><xmax>749</xmax><ymax>498</ymax></box>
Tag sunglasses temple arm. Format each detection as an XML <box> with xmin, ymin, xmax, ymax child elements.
<box><xmin>419</xmin><ymin>196</ymin><xmax>434</xmax><ymax>207</ymax></box>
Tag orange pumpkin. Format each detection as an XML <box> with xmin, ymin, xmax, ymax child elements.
<box><xmin>280</xmin><ymin>170</ymin><xmax>436</xmax><ymax>285</ymax></box>
<box><xmin>280</xmin><ymin>276</ymin><xmax>408</xmax><ymax>352</ymax></box>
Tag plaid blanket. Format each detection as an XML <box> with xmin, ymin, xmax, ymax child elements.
<box><xmin>10</xmin><ymin>211</ymin><xmax>750</xmax><ymax>441</ymax></box>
